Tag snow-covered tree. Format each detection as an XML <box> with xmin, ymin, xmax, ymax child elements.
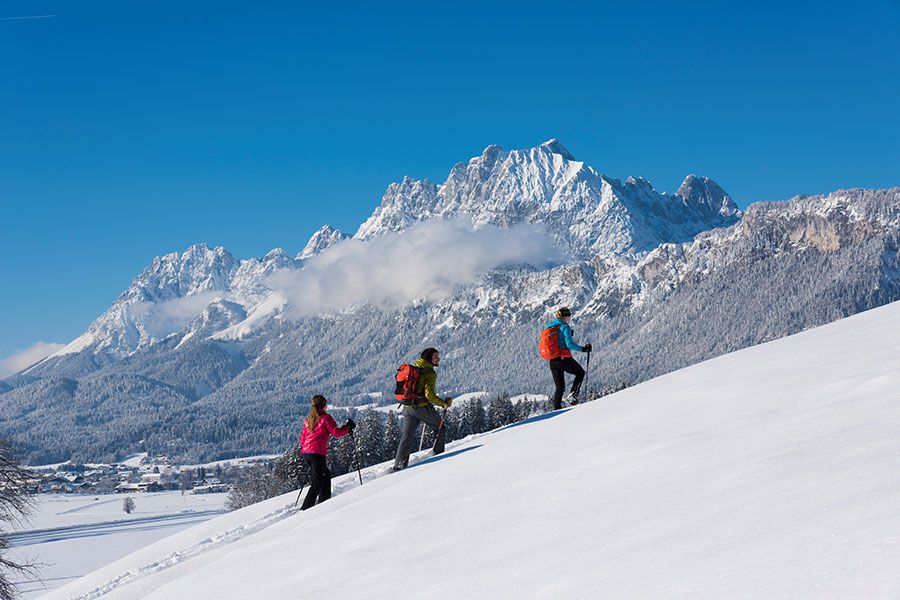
<box><xmin>273</xmin><ymin>445</ymin><xmax>306</xmax><ymax>489</ymax></box>
<box><xmin>487</xmin><ymin>395</ymin><xmax>515</xmax><ymax>430</ymax></box>
<box><xmin>122</xmin><ymin>497</ymin><xmax>136</xmax><ymax>514</ymax></box>
<box><xmin>383</xmin><ymin>411</ymin><xmax>401</xmax><ymax>459</ymax></box>
<box><xmin>355</xmin><ymin>410</ymin><xmax>385</xmax><ymax>466</ymax></box>
<box><xmin>225</xmin><ymin>464</ymin><xmax>291</xmax><ymax>511</ymax></box>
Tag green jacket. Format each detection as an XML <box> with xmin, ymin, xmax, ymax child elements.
<box><xmin>413</xmin><ymin>358</ymin><xmax>450</xmax><ymax>408</ymax></box>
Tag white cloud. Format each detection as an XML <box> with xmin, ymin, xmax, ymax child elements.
<box><xmin>0</xmin><ymin>341</ymin><xmax>66</xmax><ymax>378</ymax></box>
<box><xmin>129</xmin><ymin>291</ymin><xmax>222</xmax><ymax>340</ymax></box>
<box><xmin>270</xmin><ymin>217</ymin><xmax>560</xmax><ymax>318</ymax></box>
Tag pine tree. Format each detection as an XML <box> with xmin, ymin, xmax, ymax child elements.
<box><xmin>469</xmin><ymin>399</ymin><xmax>486</xmax><ymax>434</ymax></box>
<box><xmin>273</xmin><ymin>445</ymin><xmax>306</xmax><ymax>489</ymax></box>
<box><xmin>330</xmin><ymin>433</ymin><xmax>356</xmax><ymax>476</ymax></box>
<box><xmin>383</xmin><ymin>411</ymin><xmax>401</xmax><ymax>460</ymax></box>
<box><xmin>457</xmin><ymin>405</ymin><xmax>474</xmax><ymax>438</ymax></box>
<box><xmin>122</xmin><ymin>497</ymin><xmax>136</xmax><ymax>514</ymax></box>
<box><xmin>487</xmin><ymin>395</ymin><xmax>515</xmax><ymax>430</ymax></box>
<box><xmin>356</xmin><ymin>410</ymin><xmax>385</xmax><ymax>467</ymax></box>
<box><xmin>442</xmin><ymin>407</ymin><xmax>460</xmax><ymax>441</ymax></box>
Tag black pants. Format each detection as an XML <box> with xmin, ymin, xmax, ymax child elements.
<box><xmin>549</xmin><ymin>357</ymin><xmax>585</xmax><ymax>410</ymax></box>
<box><xmin>300</xmin><ymin>453</ymin><xmax>331</xmax><ymax>510</ymax></box>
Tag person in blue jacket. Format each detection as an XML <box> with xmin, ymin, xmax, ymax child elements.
<box><xmin>545</xmin><ymin>306</ymin><xmax>592</xmax><ymax>409</ymax></box>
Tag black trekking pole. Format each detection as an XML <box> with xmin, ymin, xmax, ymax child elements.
<box><xmin>584</xmin><ymin>349</ymin><xmax>591</xmax><ymax>402</ymax></box>
<box><xmin>350</xmin><ymin>430</ymin><xmax>363</xmax><ymax>486</ymax></box>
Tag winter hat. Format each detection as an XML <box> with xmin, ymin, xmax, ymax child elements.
<box><xmin>556</xmin><ymin>307</ymin><xmax>572</xmax><ymax>318</ymax></box>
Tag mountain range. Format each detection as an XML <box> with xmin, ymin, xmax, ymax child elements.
<box><xmin>2</xmin><ymin>139</ymin><xmax>898</xmax><ymax>463</ymax></box>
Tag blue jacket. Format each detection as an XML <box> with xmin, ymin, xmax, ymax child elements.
<box><xmin>546</xmin><ymin>318</ymin><xmax>583</xmax><ymax>353</ymax></box>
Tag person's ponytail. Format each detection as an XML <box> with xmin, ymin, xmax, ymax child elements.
<box><xmin>305</xmin><ymin>395</ymin><xmax>327</xmax><ymax>431</ymax></box>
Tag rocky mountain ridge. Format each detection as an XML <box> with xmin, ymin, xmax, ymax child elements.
<box><xmin>2</xmin><ymin>140</ymin><xmax>897</xmax><ymax>464</ymax></box>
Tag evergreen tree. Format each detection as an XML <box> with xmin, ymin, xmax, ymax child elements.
<box><xmin>487</xmin><ymin>395</ymin><xmax>515</xmax><ymax>430</ymax></box>
<box><xmin>122</xmin><ymin>497</ymin><xmax>136</xmax><ymax>514</ymax></box>
<box><xmin>383</xmin><ymin>411</ymin><xmax>401</xmax><ymax>460</ymax></box>
<box><xmin>273</xmin><ymin>445</ymin><xmax>306</xmax><ymax>489</ymax></box>
<box><xmin>457</xmin><ymin>405</ymin><xmax>474</xmax><ymax>438</ymax></box>
<box><xmin>356</xmin><ymin>410</ymin><xmax>385</xmax><ymax>467</ymax></box>
<box><xmin>330</xmin><ymin>433</ymin><xmax>356</xmax><ymax>476</ymax></box>
<box><xmin>467</xmin><ymin>399</ymin><xmax>487</xmax><ymax>434</ymax></box>
<box><xmin>442</xmin><ymin>407</ymin><xmax>460</xmax><ymax>441</ymax></box>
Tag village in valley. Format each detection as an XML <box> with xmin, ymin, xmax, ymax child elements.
<box><xmin>27</xmin><ymin>453</ymin><xmax>269</xmax><ymax>496</ymax></box>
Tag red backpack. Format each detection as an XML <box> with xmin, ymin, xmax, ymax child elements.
<box><xmin>394</xmin><ymin>364</ymin><xmax>423</xmax><ymax>404</ymax></box>
<box><xmin>539</xmin><ymin>325</ymin><xmax>562</xmax><ymax>360</ymax></box>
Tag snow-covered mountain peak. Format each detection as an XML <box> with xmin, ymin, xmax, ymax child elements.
<box><xmin>131</xmin><ymin>243</ymin><xmax>238</xmax><ymax>304</ymax></box>
<box><xmin>297</xmin><ymin>225</ymin><xmax>349</xmax><ymax>260</ymax></box>
<box><xmin>355</xmin><ymin>140</ymin><xmax>743</xmax><ymax>257</ymax></box>
<box><xmin>354</xmin><ymin>177</ymin><xmax>440</xmax><ymax>240</ymax></box>
<box><xmin>262</xmin><ymin>248</ymin><xmax>292</xmax><ymax>264</ymax></box>
<box><xmin>36</xmin><ymin>141</ymin><xmax>758</xmax><ymax>364</ymax></box>
<box><xmin>539</xmin><ymin>138</ymin><xmax>576</xmax><ymax>160</ymax></box>
<box><xmin>676</xmin><ymin>174</ymin><xmax>741</xmax><ymax>218</ymax></box>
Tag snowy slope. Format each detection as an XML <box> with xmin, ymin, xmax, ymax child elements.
<box><xmin>47</xmin><ymin>300</ymin><xmax>900</xmax><ymax>599</ymax></box>
<box><xmin>9</xmin><ymin>492</ymin><xmax>226</xmax><ymax>599</ymax></box>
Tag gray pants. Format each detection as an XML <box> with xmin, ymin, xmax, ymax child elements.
<box><xmin>394</xmin><ymin>404</ymin><xmax>446</xmax><ymax>469</ymax></box>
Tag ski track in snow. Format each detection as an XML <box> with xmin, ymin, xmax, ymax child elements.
<box><xmin>8</xmin><ymin>511</ymin><xmax>223</xmax><ymax>547</ymax></box>
<box><xmin>69</xmin><ymin>504</ymin><xmax>298</xmax><ymax>600</ymax></box>
<box><xmin>64</xmin><ymin>438</ymin><xmax>481</xmax><ymax>600</ymax></box>
<box><xmin>54</xmin><ymin>498</ymin><xmax>124</xmax><ymax>516</ymax></box>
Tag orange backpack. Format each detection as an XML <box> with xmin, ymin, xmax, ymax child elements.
<box><xmin>539</xmin><ymin>325</ymin><xmax>563</xmax><ymax>360</ymax></box>
<box><xmin>394</xmin><ymin>364</ymin><xmax>423</xmax><ymax>404</ymax></box>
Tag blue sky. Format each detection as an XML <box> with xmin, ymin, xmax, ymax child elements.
<box><xmin>1</xmin><ymin>0</ymin><xmax>898</xmax><ymax>360</ymax></box>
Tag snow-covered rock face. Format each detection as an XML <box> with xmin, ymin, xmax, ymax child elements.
<box><xmin>356</xmin><ymin>139</ymin><xmax>740</xmax><ymax>258</ymax></box>
<box><xmin>676</xmin><ymin>174</ymin><xmax>741</xmax><ymax>219</ymax></box>
<box><xmin>296</xmin><ymin>224</ymin><xmax>349</xmax><ymax>260</ymax></box>
<box><xmin>49</xmin><ymin>140</ymin><xmax>742</xmax><ymax>361</ymax></box>
<box><xmin>54</xmin><ymin>244</ymin><xmax>296</xmax><ymax>358</ymax></box>
<box><xmin>35</xmin><ymin>141</ymin><xmax>898</xmax><ymax>372</ymax></box>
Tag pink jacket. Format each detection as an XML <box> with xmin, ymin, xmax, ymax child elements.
<box><xmin>299</xmin><ymin>412</ymin><xmax>350</xmax><ymax>455</ymax></box>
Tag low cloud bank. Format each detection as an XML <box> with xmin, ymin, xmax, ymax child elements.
<box><xmin>129</xmin><ymin>291</ymin><xmax>222</xmax><ymax>340</ymax></box>
<box><xmin>0</xmin><ymin>341</ymin><xmax>65</xmax><ymax>377</ymax></box>
<box><xmin>270</xmin><ymin>218</ymin><xmax>559</xmax><ymax>318</ymax></box>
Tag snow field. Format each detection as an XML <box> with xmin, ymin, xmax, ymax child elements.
<box><xmin>48</xmin><ymin>301</ymin><xmax>900</xmax><ymax>599</ymax></box>
<box><xmin>8</xmin><ymin>492</ymin><xmax>227</xmax><ymax>598</ymax></box>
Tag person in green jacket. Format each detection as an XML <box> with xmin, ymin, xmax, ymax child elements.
<box><xmin>393</xmin><ymin>347</ymin><xmax>453</xmax><ymax>471</ymax></box>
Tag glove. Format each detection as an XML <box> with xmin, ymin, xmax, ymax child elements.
<box><xmin>345</xmin><ymin>419</ymin><xmax>356</xmax><ymax>431</ymax></box>
<box><xmin>444</xmin><ymin>397</ymin><xmax>453</xmax><ymax>407</ymax></box>
<box><xmin>582</xmin><ymin>343</ymin><xmax>593</xmax><ymax>353</ymax></box>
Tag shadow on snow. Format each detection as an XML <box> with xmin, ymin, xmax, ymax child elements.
<box><xmin>493</xmin><ymin>407</ymin><xmax>572</xmax><ymax>434</ymax></box>
<box><xmin>408</xmin><ymin>445</ymin><xmax>483</xmax><ymax>470</ymax></box>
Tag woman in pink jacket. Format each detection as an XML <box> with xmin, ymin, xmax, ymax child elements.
<box><xmin>298</xmin><ymin>395</ymin><xmax>355</xmax><ymax>510</ymax></box>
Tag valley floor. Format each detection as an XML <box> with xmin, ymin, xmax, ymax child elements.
<box><xmin>8</xmin><ymin>492</ymin><xmax>227</xmax><ymax>598</ymax></box>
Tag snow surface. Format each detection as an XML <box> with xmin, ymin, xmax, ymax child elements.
<box><xmin>8</xmin><ymin>492</ymin><xmax>226</xmax><ymax>598</ymax></box>
<box><xmin>47</xmin><ymin>301</ymin><xmax>900</xmax><ymax>599</ymax></box>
